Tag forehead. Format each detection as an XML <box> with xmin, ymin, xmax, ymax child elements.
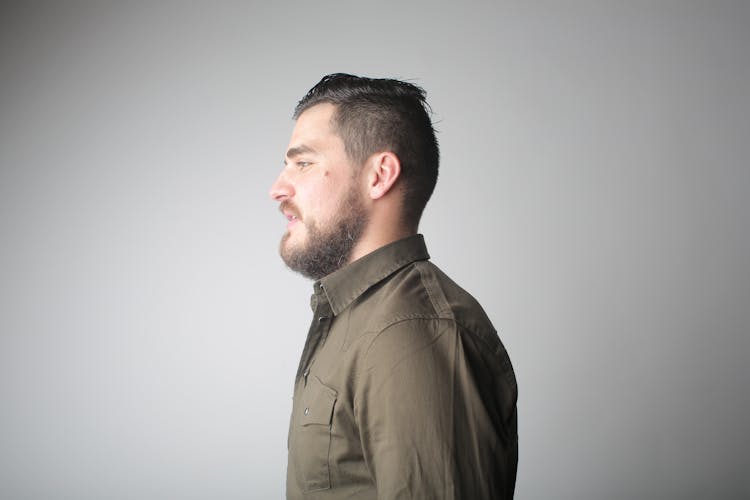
<box><xmin>289</xmin><ymin>103</ymin><xmax>337</xmax><ymax>145</ymax></box>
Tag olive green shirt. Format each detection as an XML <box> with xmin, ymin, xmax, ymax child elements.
<box><xmin>286</xmin><ymin>235</ymin><xmax>518</xmax><ymax>499</ymax></box>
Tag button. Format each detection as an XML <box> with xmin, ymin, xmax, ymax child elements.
<box><xmin>304</xmin><ymin>407</ymin><xmax>310</xmax><ymax>416</ymax></box>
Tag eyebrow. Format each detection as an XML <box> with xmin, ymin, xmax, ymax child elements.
<box><xmin>285</xmin><ymin>144</ymin><xmax>317</xmax><ymax>161</ymax></box>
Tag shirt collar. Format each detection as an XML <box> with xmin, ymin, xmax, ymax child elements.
<box><xmin>317</xmin><ymin>234</ymin><xmax>430</xmax><ymax>316</ymax></box>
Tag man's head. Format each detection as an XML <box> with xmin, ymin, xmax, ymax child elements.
<box><xmin>294</xmin><ymin>73</ymin><xmax>439</xmax><ymax>229</ymax></box>
<box><xmin>270</xmin><ymin>74</ymin><xmax>439</xmax><ymax>280</ymax></box>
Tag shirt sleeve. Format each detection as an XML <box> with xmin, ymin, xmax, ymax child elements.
<box><xmin>354</xmin><ymin>317</ymin><xmax>518</xmax><ymax>500</ymax></box>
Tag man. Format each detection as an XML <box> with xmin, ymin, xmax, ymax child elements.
<box><xmin>270</xmin><ymin>73</ymin><xmax>518</xmax><ymax>499</ymax></box>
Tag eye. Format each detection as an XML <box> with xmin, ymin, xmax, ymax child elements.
<box><xmin>297</xmin><ymin>161</ymin><xmax>312</xmax><ymax>169</ymax></box>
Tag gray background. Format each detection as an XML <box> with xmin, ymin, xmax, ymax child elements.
<box><xmin>1</xmin><ymin>1</ymin><xmax>748</xmax><ymax>499</ymax></box>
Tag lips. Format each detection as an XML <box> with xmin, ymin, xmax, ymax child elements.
<box><xmin>280</xmin><ymin>201</ymin><xmax>302</xmax><ymax>228</ymax></box>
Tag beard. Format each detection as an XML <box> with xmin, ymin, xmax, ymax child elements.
<box><xmin>279</xmin><ymin>189</ymin><xmax>368</xmax><ymax>281</ymax></box>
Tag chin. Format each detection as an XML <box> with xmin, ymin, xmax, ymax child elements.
<box><xmin>280</xmin><ymin>234</ymin><xmax>305</xmax><ymax>256</ymax></box>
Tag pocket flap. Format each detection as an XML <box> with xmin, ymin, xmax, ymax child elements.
<box><xmin>300</xmin><ymin>375</ymin><xmax>337</xmax><ymax>426</ymax></box>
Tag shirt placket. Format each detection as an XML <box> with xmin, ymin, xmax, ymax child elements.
<box><xmin>295</xmin><ymin>282</ymin><xmax>333</xmax><ymax>385</ymax></box>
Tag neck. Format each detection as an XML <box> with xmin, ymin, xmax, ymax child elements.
<box><xmin>348</xmin><ymin>222</ymin><xmax>414</xmax><ymax>263</ymax></box>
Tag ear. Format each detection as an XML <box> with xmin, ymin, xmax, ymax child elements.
<box><xmin>366</xmin><ymin>152</ymin><xmax>401</xmax><ymax>200</ymax></box>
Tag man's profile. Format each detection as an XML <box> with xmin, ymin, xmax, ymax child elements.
<box><xmin>270</xmin><ymin>73</ymin><xmax>518</xmax><ymax>499</ymax></box>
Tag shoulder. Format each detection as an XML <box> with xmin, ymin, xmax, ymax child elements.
<box><xmin>353</xmin><ymin>260</ymin><xmax>505</xmax><ymax>363</ymax></box>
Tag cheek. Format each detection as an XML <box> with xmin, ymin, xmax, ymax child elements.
<box><xmin>297</xmin><ymin>171</ymin><xmax>351</xmax><ymax>219</ymax></box>
<box><xmin>306</xmin><ymin>179</ymin><xmax>339</xmax><ymax>208</ymax></box>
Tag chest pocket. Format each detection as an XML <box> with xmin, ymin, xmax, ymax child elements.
<box><xmin>293</xmin><ymin>375</ymin><xmax>338</xmax><ymax>492</ymax></box>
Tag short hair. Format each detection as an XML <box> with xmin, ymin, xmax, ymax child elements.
<box><xmin>294</xmin><ymin>73</ymin><xmax>439</xmax><ymax>229</ymax></box>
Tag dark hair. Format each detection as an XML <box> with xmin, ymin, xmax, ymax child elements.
<box><xmin>294</xmin><ymin>73</ymin><xmax>439</xmax><ymax>229</ymax></box>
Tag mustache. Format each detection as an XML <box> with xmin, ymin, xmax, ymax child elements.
<box><xmin>279</xmin><ymin>201</ymin><xmax>302</xmax><ymax>220</ymax></box>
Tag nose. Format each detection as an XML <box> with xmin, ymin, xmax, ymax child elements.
<box><xmin>269</xmin><ymin>171</ymin><xmax>294</xmax><ymax>201</ymax></box>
